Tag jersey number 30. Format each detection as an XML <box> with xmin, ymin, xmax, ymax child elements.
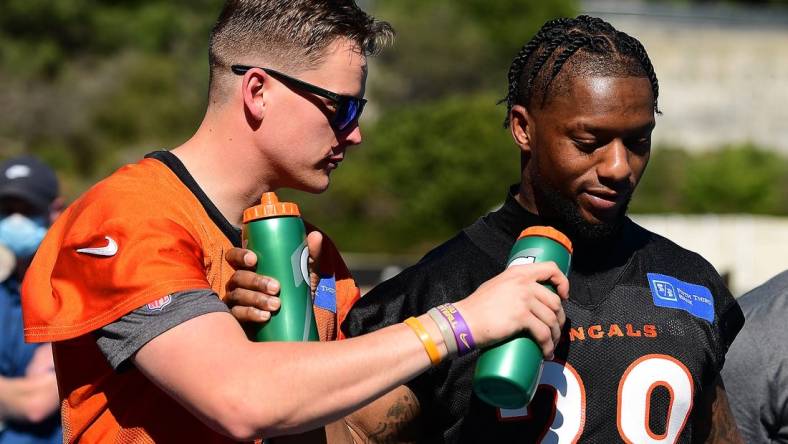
<box><xmin>498</xmin><ymin>354</ymin><xmax>694</xmax><ymax>444</ymax></box>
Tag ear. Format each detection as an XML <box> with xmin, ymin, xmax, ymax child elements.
<box><xmin>241</xmin><ymin>68</ymin><xmax>268</xmax><ymax>123</ymax></box>
<box><xmin>509</xmin><ymin>104</ymin><xmax>534</xmax><ymax>156</ymax></box>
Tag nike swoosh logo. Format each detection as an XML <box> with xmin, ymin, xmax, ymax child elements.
<box><xmin>76</xmin><ymin>236</ymin><xmax>118</xmax><ymax>257</ymax></box>
<box><xmin>459</xmin><ymin>333</ymin><xmax>471</xmax><ymax>349</ymax></box>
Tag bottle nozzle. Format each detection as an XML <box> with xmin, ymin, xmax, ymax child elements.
<box><xmin>260</xmin><ymin>192</ymin><xmax>279</xmax><ymax>206</ymax></box>
<box><xmin>243</xmin><ymin>192</ymin><xmax>301</xmax><ymax>223</ymax></box>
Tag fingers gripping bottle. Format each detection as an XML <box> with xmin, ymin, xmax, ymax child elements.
<box><xmin>242</xmin><ymin>192</ymin><xmax>319</xmax><ymax>342</ymax></box>
<box><xmin>473</xmin><ymin>226</ymin><xmax>572</xmax><ymax>409</ymax></box>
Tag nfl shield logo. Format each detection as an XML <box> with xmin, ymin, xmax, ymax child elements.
<box><xmin>147</xmin><ymin>294</ymin><xmax>173</xmax><ymax>311</ymax></box>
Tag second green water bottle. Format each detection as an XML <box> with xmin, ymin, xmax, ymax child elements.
<box><xmin>473</xmin><ymin>226</ymin><xmax>572</xmax><ymax>409</ymax></box>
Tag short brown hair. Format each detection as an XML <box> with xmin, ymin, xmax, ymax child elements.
<box><xmin>208</xmin><ymin>0</ymin><xmax>393</xmax><ymax>103</ymax></box>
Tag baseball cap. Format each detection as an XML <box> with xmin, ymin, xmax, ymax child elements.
<box><xmin>0</xmin><ymin>155</ymin><xmax>59</xmax><ymax>213</ymax></box>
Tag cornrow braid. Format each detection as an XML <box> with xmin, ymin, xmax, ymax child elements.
<box><xmin>522</xmin><ymin>35</ymin><xmax>565</xmax><ymax>108</ymax></box>
<box><xmin>504</xmin><ymin>40</ymin><xmax>540</xmax><ymax>122</ymax></box>
<box><xmin>502</xmin><ymin>15</ymin><xmax>660</xmax><ymax>128</ymax></box>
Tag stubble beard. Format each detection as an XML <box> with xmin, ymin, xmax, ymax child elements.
<box><xmin>530</xmin><ymin>170</ymin><xmax>631</xmax><ymax>246</ymax></box>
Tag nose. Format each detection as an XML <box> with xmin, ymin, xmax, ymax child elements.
<box><xmin>596</xmin><ymin>140</ymin><xmax>632</xmax><ymax>184</ymax></box>
<box><xmin>342</xmin><ymin>123</ymin><xmax>363</xmax><ymax>146</ymax></box>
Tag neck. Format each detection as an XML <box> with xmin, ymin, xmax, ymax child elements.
<box><xmin>171</xmin><ymin>109</ymin><xmax>276</xmax><ymax>226</ymax></box>
<box><xmin>514</xmin><ymin>176</ymin><xmax>538</xmax><ymax>215</ymax></box>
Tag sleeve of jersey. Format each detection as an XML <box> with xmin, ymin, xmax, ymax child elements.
<box><xmin>701</xmin><ymin>256</ymin><xmax>745</xmax><ymax>372</ymax></box>
<box><xmin>23</xmin><ymin>201</ymin><xmax>210</xmax><ymax>343</ymax></box>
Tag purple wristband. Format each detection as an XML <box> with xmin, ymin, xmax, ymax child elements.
<box><xmin>436</xmin><ymin>303</ymin><xmax>476</xmax><ymax>356</ymax></box>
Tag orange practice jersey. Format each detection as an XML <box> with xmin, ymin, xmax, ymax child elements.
<box><xmin>22</xmin><ymin>157</ymin><xmax>359</xmax><ymax>443</ymax></box>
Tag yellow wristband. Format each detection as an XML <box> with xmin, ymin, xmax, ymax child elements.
<box><xmin>404</xmin><ymin>317</ymin><xmax>442</xmax><ymax>366</ymax></box>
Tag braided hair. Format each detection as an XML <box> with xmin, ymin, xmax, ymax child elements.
<box><xmin>503</xmin><ymin>15</ymin><xmax>660</xmax><ymax>128</ymax></box>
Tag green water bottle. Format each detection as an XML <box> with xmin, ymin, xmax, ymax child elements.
<box><xmin>473</xmin><ymin>226</ymin><xmax>572</xmax><ymax>409</ymax></box>
<box><xmin>242</xmin><ymin>192</ymin><xmax>318</xmax><ymax>342</ymax></box>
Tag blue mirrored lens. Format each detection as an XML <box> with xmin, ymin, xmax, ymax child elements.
<box><xmin>334</xmin><ymin>99</ymin><xmax>365</xmax><ymax>131</ymax></box>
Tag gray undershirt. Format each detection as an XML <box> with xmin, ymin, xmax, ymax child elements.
<box><xmin>95</xmin><ymin>289</ymin><xmax>229</xmax><ymax>370</ymax></box>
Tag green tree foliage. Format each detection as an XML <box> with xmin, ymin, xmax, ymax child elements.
<box><xmin>631</xmin><ymin>145</ymin><xmax>788</xmax><ymax>215</ymax></box>
<box><xmin>681</xmin><ymin>145</ymin><xmax>788</xmax><ymax>213</ymax></box>
<box><xmin>368</xmin><ymin>0</ymin><xmax>576</xmax><ymax>106</ymax></box>
<box><xmin>0</xmin><ymin>0</ymin><xmax>219</xmax><ymax>75</ymax></box>
<box><xmin>0</xmin><ymin>0</ymin><xmax>221</xmax><ymax>187</ymax></box>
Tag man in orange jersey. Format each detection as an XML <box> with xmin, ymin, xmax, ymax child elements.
<box><xmin>20</xmin><ymin>1</ymin><xmax>571</xmax><ymax>442</ymax></box>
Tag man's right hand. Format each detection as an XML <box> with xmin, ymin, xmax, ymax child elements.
<box><xmin>453</xmin><ymin>261</ymin><xmax>569</xmax><ymax>359</ymax></box>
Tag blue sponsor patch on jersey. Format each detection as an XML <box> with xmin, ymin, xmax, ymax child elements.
<box><xmin>314</xmin><ymin>275</ymin><xmax>337</xmax><ymax>313</ymax></box>
<box><xmin>647</xmin><ymin>273</ymin><xmax>714</xmax><ymax>322</ymax></box>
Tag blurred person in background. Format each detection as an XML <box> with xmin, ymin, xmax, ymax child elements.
<box><xmin>336</xmin><ymin>15</ymin><xmax>744</xmax><ymax>443</ymax></box>
<box><xmin>20</xmin><ymin>1</ymin><xmax>571</xmax><ymax>442</ymax></box>
<box><xmin>722</xmin><ymin>270</ymin><xmax>788</xmax><ymax>443</ymax></box>
<box><xmin>0</xmin><ymin>155</ymin><xmax>62</xmax><ymax>444</ymax></box>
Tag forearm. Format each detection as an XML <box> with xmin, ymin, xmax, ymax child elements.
<box><xmin>139</xmin><ymin>262</ymin><xmax>569</xmax><ymax>440</ymax></box>
<box><xmin>244</xmin><ymin>321</ymin><xmax>437</xmax><ymax>434</ymax></box>
<box><xmin>704</xmin><ymin>387</ymin><xmax>743</xmax><ymax>443</ymax></box>
<box><xmin>694</xmin><ymin>376</ymin><xmax>744</xmax><ymax>443</ymax></box>
<box><xmin>0</xmin><ymin>373</ymin><xmax>60</xmax><ymax>423</ymax></box>
<box><xmin>135</xmin><ymin>312</ymin><xmax>445</xmax><ymax>440</ymax></box>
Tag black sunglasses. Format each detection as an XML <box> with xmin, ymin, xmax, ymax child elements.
<box><xmin>231</xmin><ymin>65</ymin><xmax>366</xmax><ymax>132</ymax></box>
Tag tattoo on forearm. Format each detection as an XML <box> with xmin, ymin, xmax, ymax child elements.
<box><xmin>364</xmin><ymin>393</ymin><xmax>420</xmax><ymax>444</ymax></box>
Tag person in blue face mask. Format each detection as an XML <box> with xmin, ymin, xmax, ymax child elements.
<box><xmin>0</xmin><ymin>155</ymin><xmax>62</xmax><ymax>444</ymax></box>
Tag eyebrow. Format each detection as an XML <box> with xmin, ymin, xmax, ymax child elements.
<box><xmin>569</xmin><ymin>119</ymin><xmax>656</xmax><ymax>135</ymax></box>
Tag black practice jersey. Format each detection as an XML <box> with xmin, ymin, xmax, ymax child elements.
<box><xmin>343</xmin><ymin>189</ymin><xmax>743</xmax><ymax>444</ymax></box>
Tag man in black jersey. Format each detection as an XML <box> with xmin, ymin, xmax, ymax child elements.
<box><xmin>341</xmin><ymin>15</ymin><xmax>745</xmax><ymax>443</ymax></box>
